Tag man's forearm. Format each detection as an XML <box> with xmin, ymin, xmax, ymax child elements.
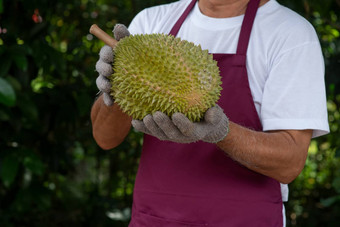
<box><xmin>91</xmin><ymin>95</ymin><xmax>132</xmax><ymax>150</ymax></box>
<box><xmin>217</xmin><ymin>122</ymin><xmax>312</xmax><ymax>184</ymax></box>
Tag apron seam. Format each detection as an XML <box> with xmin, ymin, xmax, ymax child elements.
<box><xmin>134</xmin><ymin>189</ymin><xmax>283</xmax><ymax>203</ymax></box>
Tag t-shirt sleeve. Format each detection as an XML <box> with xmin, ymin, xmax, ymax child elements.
<box><xmin>261</xmin><ymin>40</ymin><xmax>329</xmax><ymax>138</ymax></box>
<box><xmin>128</xmin><ymin>9</ymin><xmax>148</xmax><ymax>35</ymax></box>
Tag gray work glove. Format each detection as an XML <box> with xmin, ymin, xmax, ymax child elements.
<box><xmin>95</xmin><ymin>24</ymin><xmax>130</xmax><ymax>106</ymax></box>
<box><xmin>132</xmin><ymin>105</ymin><xmax>229</xmax><ymax>143</ymax></box>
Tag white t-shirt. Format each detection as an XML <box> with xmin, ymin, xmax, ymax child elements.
<box><xmin>127</xmin><ymin>0</ymin><xmax>329</xmax><ymax>208</ymax></box>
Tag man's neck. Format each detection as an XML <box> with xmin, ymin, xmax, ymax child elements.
<box><xmin>198</xmin><ymin>0</ymin><xmax>269</xmax><ymax>18</ymax></box>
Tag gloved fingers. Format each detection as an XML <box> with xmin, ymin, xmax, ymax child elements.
<box><xmin>204</xmin><ymin>105</ymin><xmax>225</xmax><ymax>126</ymax></box>
<box><xmin>202</xmin><ymin>122</ymin><xmax>229</xmax><ymax>143</ymax></box>
<box><xmin>96</xmin><ymin>59</ymin><xmax>113</xmax><ymax>77</ymax></box>
<box><xmin>96</xmin><ymin>75</ymin><xmax>111</xmax><ymax>93</ymax></box>
<box><xmin>113</xmin><ymin>24</ymin><xmax>130</xmax><ymax>41</ymax></box>
<box><xmin>153</xmin><ymin>112</ymin><xmax>184</xmax><ymax>140</ymax></box>
<box><xmin>202</xmin><ymin>113</ymin><xmax>229</xmax><ymax>143</ymax></box>
<box><xmin>172</xmin><ymin>112</ymin><xmax>196</xmax><ymax>137</ymax></box>
<box><xmin>103</xmin><ymin>93</ymin><xmax>114</xmax><ymax>106</ymax></box>
<box><xmin>131</xmin><ymin>119</ymin><xmax>151</xmax><ymax>134</ymax></box>
<box><xmin>143</xmin><ymin>114</ymin><xmax>169</xmax><ymax>140</ymax></box>
<box><xmin>99</xmin><ymin>45</ymin><xmax>114</xmax><ymax>64</ymax></box>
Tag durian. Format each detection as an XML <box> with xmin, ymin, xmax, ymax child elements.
<box><xmin>89</xmin><ymin>24</ymin><xmax>222</xmax><ymax>121</ymax></box>
<box><xmin>109</xmin><ymin>33</ymin><xmax>222</xmax><ymax>122</ymax></box>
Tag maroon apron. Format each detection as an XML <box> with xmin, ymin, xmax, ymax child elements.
<box><xmin>130</xmin><ymin>0</ymin><xmax>283</xmax><ymax>226</ymax></box>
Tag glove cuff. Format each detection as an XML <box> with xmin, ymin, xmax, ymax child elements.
<box><xmin>203</xmin><ymin>116</ymin><xmax>229</xmax><ymax>143</ymax></box>
<box><xmin>103</xmin><ymin>92</ymin><xmax>114</xmax><ymax>106</ymax></box>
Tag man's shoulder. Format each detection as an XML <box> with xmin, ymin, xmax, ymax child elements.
<box><xmin>255</xmin><ymin>1</ymin><xmax>319</xmax><ymax>49</ymax></box>
<box><xmin>262</xmin><ymin>1</ymin><xmax>317</xmax><ymax>39</ymax></box>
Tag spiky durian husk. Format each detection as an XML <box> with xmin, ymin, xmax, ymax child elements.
<box><xmin>109</xmin><ymin>33</ymin><xmax>222</xmax><ymax>122</ymax></box>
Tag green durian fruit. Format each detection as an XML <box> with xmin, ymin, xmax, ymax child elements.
<box><xmin>109</xmin><ymin>33</ymin><xmax>222</xmax><ymax>122</ymax></box>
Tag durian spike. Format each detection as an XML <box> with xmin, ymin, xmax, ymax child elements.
<box><xmin>89</xmin><ymin>24</ymin><xmax>118</xmax><ymax>48</ymax></box>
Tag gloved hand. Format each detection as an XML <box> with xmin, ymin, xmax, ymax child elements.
<box><xmin>132</xmin><ymin>105</ymin><xmax>229</xmax><ymax>143</ymax></box>
<box><xmin>95</xmin><ymin>24</ymin><xmax>130</xmax><ymax>106</ymax></box>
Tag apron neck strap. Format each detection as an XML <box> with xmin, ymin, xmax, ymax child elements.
<box><xmin>169</xmin><ymin>0</ymin><xmax>261</xmax><ymax>56</ymax></box>
<box><xmin>169</xmin><ymin>0</ymin><xmax>196</xmax><ymax>36</ymax></box>
<box><xmin>236</xmin><ymin>0</ymin><xmax>261</xmax><ymax>55</ymax></box>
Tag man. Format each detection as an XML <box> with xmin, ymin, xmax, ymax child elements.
<box><xmin>91</xmin><ymin>0</ymin><xmax>329</xmax><ymax>226</ymax></box>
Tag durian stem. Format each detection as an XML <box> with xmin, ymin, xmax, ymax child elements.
<box><xmin>90</xmin><ymin>24</ymin><xmax>118</xmax><ymax>48</ymax></box>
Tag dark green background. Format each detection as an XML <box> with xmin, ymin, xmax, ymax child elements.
<box><xmin>0</xmin><ymin>0</ymin><xmax>339</xmax><ymax>226</ymax></box>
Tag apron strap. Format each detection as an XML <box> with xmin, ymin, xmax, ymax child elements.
<box><xmin>169</xmin><ymin>0</ymin><xmax>261</xmax><ymax>56</ymax></box>
<box><xmin>236</xmin><ymin>0</ymin><xmax>261</xmax><ymax>55</ymax></box>
<box><xmin>169</xmin><ymin>0</ymin><xmax>196</xmax><ymax>36</ymax></box>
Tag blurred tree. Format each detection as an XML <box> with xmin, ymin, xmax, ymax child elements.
<box><xmin>278</xmin><ymin>0</ymin><xmax>340</xmax><ymax>226</ymax></box>
<box><xmin>0</xmin><ymin>0</ymin><xmax>161</xmax><ymax>226</ymax></box>
<box><xmin>0</xmin><ymin>0</ymin><xmax>339</xmax><ymax>226</ymax></box>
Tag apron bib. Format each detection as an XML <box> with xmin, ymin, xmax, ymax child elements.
<box><xmin>130</xmin><ymin>0</ymin><xmax>283</xmax><ymax>226</ymax></box>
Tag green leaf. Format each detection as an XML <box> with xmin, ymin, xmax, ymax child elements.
<box><xmin>335</xmin><ymin>149</ymin><xmax>340</xmax><ymax>158</ymax></box>
<box><xmin>5</xmin><ymin>76</ymin><xmax>22</xmax><ymax>91</ymax></box>
<box><xmin>332</xmin><ymin>177</ymin><xmax>340</xmax><ymax>193</ymax></box>
<box><xmin>8</xmin><ymin>45</ymin><xmax>30</xmax><ymax>71</ymax></box>
<box><xmin>13</xmin><ymin>54</ymin><xmax>28</xmax><ymax>71</ymax></box>
<box><xmin>0</xmin><ymin>154</ymin><xmax>20</xmax><ymax>187</ymax></box>
<box><xmin>0</xmin><ymin>0</ymin><xmax>3</xmax><ymax>14</ymax></box>
<box><xmin>23</xmin><ymin>154</ymin><xmax>45</xmax><ymax>176</ymax></box>
<box><xmin>321</xmin><ymin>195</ymin><xmax>340</xmax><ymax>207</ymax></box>
<box><xmin>0</xmin><ymin>77</ymin><xmax>16</xmax><ymax>107</ymax></box>
<box><xmin>17</xmin><ymin>94</ymin><xmax>38</xmax><ymax>121</ymax></box>
<box><xmin>0</xmin><ymin>56</ymin><xmax>12</xmax><ymax>78</ymax></box>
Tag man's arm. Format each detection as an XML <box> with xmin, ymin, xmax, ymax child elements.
<box><xmin>217</xmin><ymin>121</ymin><xmax>313</xmax><ymax>184</ymax></box>
<box><xmin>132</xmin><ymin>108</ymin><xmax>312</xmax><ymax>183</ymax></box>
<box><xmin>91</xmin><ymin>95</ymin><xmax>132</xmax><ymax>150</ymax></box>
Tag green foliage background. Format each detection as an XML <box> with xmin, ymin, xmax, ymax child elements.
<box><xmin>0</xmin><ymin>0</ymin><xmax>339</xmax><ymax>226</ymax></box>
